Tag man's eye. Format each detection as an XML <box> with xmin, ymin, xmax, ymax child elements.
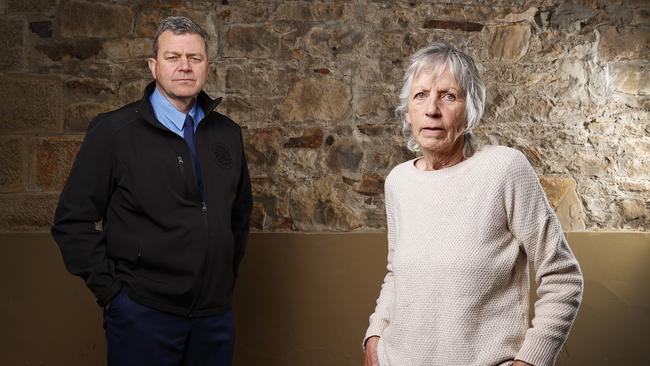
<box><xmin>166</xmin><ymin>56</ymin><xmax>178</xmax><ymax>61</ymax></box>
<box><xmin>190</xmin><ymin>57</ymin><xmax>202</xmax><ymax>62</ymax></box>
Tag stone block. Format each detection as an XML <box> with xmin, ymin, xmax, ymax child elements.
<box><xmin>355</xmin><ymin>92</ymin><xmax>391</xmax><ymax>119</ymax></box>
<box><xmin>364</xmin><ymin>142</ymin><xmax>413</xmax><ymax>174</ymax></box>
<box><xmin>225</xmin><ymin>64</ymin><xmax>292</xmax><ymax>96</ymax></box>
<box><xmin>550</xmin><ymin>1</ymin><xmax>597</xmax><ymax>31</ymax></box>
<box><xmin>357</xmin><ymin>124</ymin><xmax>398</xmax><ymax>137</ymax></box>
<box><xmin>289</xmin><ymin>175</ymin><xmax>363</xmax><ymax>231</ymax></box>
<box><xmin>0</xmin><ymin>136</ymin><xmax>27</xmax><ymax>193</ymax></box>
<box><xmin>36</xmin><ymin>38</ymin><xmax>102</xmax><ymax>61</ymax></box>
<box><xmin>599</xmin><ymin>26</ymin><xmax>649</xmax><ymax>61</ymax></box>
<box><xmin>284</xmin><ymin>127</ymin><xmax>324</xmax><ymax>149</ymax></box>
<box><xmin>326</xmin><ymin>140</ymin><xmax>364</xmax><ymax>173</ymax></box>
<box><xmin>57</xmin><ymin>0</ymin><xmax>134</xmax><ymax>38</ymax></box>
<box><xmin>29</xmin><ymin>20</ymin><xmax>52</xmax><ymax>38</ymax></box>
<box><xmin>31</xmin><ymin>135</ymin><xmax>84</xmax><ymax>191</ymax></box>
<box><xmin>103</xmin><ymin>38</ymin><xmax>152</xmax><ymax>61</ymax></box>
<box><xmin>307</xmin><ymin>27</ymin><xmax>365</xmax><ymax>58</ymax></box>
<box><xmin>7</xmin><ymin>0</ymin><xmax>57</xmax><ymax>12</ymax></box>
<box><xmin>422</xmin><ymin>19</ymin><xmax>483</xmax><ymax>32</ymax></box>
<box><xmin>631</xmin><ymin>7</ymin><xmax>649</xmax><ymax>26</ymax></box>
<box><xmin>272</xmin><ymin>2</ymin><xmax>345</xmax><ymax>21</ymax></box>
<box><xmin>243</xmin><ymin>127</ymin><xmax>282</xmax><ymax>175</ymax></box>
<box><xmin>0</xmin><ymin>17</ymin><xmax>23</xmax><ymax>70</ymax></box>
<box><xmin>0</xmin><ymin>74</ymin><xmax>63</xmax><ymax>132</ymax></box>
<box><xmin>609</xmin><ymin>62</ymin><xmax>650</xmax><ymax>95</ymax></box>
<box><xmin>134</xmin><ymin>10</ymin><xmax>162</xmax><ymax>38</ymax></box>
<box><xmin>355</xmin><ymin>174</ymin><xmax>384</xmax><ymax>196</ymax></box>
<box><xmin>219</xmin><ymin>95</ymin><xmax>277</xmax><ymax>127</ymax></box>
<box><xmin>489</xmin><ymin>24</ymin><xmax>531</xmax><ymax>62</ymax></box>
<box><xmin>0</xmin><ymin>193</ymin><xmax>59</xmax><ymax>232</ymax></box>
<box><xmin>539</xmin><ymin>176</ymin><xmax>587</xmax><ymax>231</ymax></box>
<box><xmin>619</xmin><ymin>199</ymin><xmax>647</xmax><ymax>221</ymax></box>
<box><xmin>216</xmin><ymin>2</ymin><xmax>275</xmax><ymax>24</ymax></box>
<box><xmin>224</xmin><ymin>25</ymin><xmax>279</xmax><ymax>59</ymax></box>
<box><xmin>65</xmin><ymin>101</ymin><xmax>114</xmax><ymax>132</ymax></box>
<box><xmin>118</xmin><ymin>79</ymin><xmax>150</xmax><ymax>104</ymax></box>
<box><xmin>279</xmin><ymin>77</ymin><xmax>351</xmax><ymax>122</ymax></box>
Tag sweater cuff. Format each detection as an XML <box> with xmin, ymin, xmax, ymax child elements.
<box><xmin>362</xmin><ymin>318</ymin><xmax>389</xmax><ymax>350</ymax></box>
<box><xmin>515</xmin><ymin>334</ymin><xmax>561</xmax><ymax>366</ymax></box>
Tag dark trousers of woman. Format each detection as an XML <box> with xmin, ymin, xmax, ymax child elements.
<box><xmin>103</xmin><ymin>290</ymin><xmax>235</xmax><ymax>366</ymax></box>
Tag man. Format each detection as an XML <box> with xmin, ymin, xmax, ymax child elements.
<box><xmin>51</xmin><ymin>16</ymin><xmax>252</xmax><ymax>365</ymax></box>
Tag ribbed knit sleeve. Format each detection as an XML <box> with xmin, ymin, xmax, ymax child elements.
<box><xmin>364</xmin><ymin>176</ymin><xmax>397</xmax><ymax>347</ymax></box>
<box><xmin>505</xmin><ymin>151</ymin><xmax>584</xmax><ymax>366</ymax></box>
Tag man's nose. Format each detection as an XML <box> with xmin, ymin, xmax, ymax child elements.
<box><xmin>179</xmin><ymin>56</ymin><xmax>191</xmax><ymax>71</ymax></box>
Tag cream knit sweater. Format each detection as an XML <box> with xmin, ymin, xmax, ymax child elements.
<box><xmin>365</xmin><ymin>145</ymin><xmax>583</xmax><ymax>366</ymax></box>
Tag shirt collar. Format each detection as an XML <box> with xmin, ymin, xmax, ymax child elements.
<box><xmin>149</xmin><ymin>87</ymin><xmax>204</xmax><ymax>133</ymax></box>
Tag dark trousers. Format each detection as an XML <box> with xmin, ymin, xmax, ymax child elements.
<box><xmin>103</xmin><ymin>290</ymin><xmax>235</xmax><ymax>366</ymax></box>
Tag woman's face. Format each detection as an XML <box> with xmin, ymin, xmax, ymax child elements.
<box><xmin>405</xmin><ymin>66</ymin><xmax>467</xmax><ymax>156</ymax></box>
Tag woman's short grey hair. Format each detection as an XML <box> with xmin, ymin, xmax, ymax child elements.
<box><xmin>152</xmin><ymin>16</ymin><xmax>209</xmax><ymax>57</ymax></box>
<box><xmin>396</xmin><ymin>41</ymin><xmax>486</xmax><ymax>157</ymax></box>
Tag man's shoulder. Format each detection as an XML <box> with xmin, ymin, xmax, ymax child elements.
<box><xmin>206</xmin><ymin>110</ymin><xmax>244</xmax><ymax>135</ymax></box>
<box><xmin>88</xmin><ymin>100</ymin><xmax>143</xmax><ymax>134</ymax></box>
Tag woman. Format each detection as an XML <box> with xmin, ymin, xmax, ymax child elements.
<box><xmin>363</xmin><ymin>42</ymin><xmax>583</xmax><ymax>366</ymax></box>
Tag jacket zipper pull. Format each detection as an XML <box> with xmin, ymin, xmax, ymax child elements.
<box><xmin>178</xmin><ymin>156</ymin><xmax>185</xmax><ymax>173</ymax></box>
<box><xmin>201</xmin><ymin>202</ymin><xmax>207</xmax><ymax>213</ymax></box>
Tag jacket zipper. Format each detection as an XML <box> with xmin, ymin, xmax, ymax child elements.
<box><xmin>187</xmin><ymin>127</ymin><xmax>209</xmax><ymax>317</ymax></box>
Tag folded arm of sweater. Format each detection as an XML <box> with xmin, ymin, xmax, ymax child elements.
<box><xmin>505</xmin><ymin>152</ymin><xmax>584</xmax><ymax>366</ymax></box>
<box><xmin>364</xmin><ymin>182</ymin><xmax>397</xmax><ymax>348</ymax></box>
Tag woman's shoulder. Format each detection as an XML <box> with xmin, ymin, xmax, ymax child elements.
<box><xmin>475</xmin><ymin>144</ymin><xmax>531</xmax><ymax>167</ymax></box>
<box><xmin>384</xmin><ymin>159</ymin><xmax>417</xmax><ymax>187</ymax></box>
<box><xmin>477</xmin><ymin>144</ymin><xmax>525</xmax><ymax>160</ymax></box>
<box><xmin>476</xmin><ymin>144</ymin><xmax>537</xmax><ymax>180</ymax></box>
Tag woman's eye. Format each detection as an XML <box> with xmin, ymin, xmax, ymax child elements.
<box><xmin>443</xmin><ymin>93</ymin><xmax>456</xmax><ymax>101</ymax></box>
<box><xmin>414</xmin><ymin>91</ymin><xmax>427</xmax><ymax>99</ymax></box>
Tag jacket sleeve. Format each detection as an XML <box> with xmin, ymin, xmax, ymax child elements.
<box><xmin>363</xmin><ymin>178</ymin><xmax>397</xmax><ymax>348</ymax></box>
<box><xmin>231</xmin><ymin>129</ymin><xmax>253</xmax><ymax>278</ymax></box>
<box><xmin>505</xmin><ymin>151</ymin><xmax>584</xmax><ymax>366</ymax></box>
<box><xmin>51</xmin><ymin>116</ymin><xmax>121</xmax><ymax>306</ymax></box>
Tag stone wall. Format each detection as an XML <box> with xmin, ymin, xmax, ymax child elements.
<box><xmin>0</xmin><ymin>0</ymin><xmax>648</xmax><ymax>233</ymax></box>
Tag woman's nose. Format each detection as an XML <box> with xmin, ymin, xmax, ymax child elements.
<box><xmin>425</xmin><ymin>96</ymin><xmax>441</xmax><ymax>118</ymax></box>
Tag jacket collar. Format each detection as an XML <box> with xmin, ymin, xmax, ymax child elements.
<box><xmin>136</xmin><ymin>81</ymin><xmax>223</xmax><ymax>128</ymax></box>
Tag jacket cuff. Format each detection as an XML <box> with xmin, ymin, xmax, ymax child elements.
<box><xmin>515</xmin><ymin>334</ymin><xmax>561</xmax><ymax>366</ymax></box>
<box><xmin>95</xmin><ymin>281</ymin><xmax>123</xmax><ymax>307</ymax></box>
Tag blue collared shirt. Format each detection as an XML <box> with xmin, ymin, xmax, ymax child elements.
<box><xmin>149</xmin><ymin>87</ymin><xmax>205</xmax><ymax>138</ymax></box>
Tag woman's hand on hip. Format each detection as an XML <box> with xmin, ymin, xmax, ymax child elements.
<box><xmin>364</xmin><ymin>336</ymin><xmax>380</xmax><ymax>366</ymax></box>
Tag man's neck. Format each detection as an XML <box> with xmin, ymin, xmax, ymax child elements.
<box><xmin>169</xmin><ymin>97</ymin><xmax>196</xmax><ymax>114</ymax></box>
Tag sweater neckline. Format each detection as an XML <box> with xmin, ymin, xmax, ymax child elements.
<box><xmin>405</xmin><ymin>145</ymin><xmax>487</xmax><ymax>180</ymax></box>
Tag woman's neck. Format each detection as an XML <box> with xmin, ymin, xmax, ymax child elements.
<box><xmin>417</xmin><ymin>139</ymin><xmax>465</xmax><ymax>171</ymax></box>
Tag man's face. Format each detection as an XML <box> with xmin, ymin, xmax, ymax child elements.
<box><xmin>148</xmin><ymin>30</ymin><xmax>208</xmax><ymax>111</ymax></box>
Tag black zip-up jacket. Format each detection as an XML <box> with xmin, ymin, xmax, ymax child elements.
<box><xmin>52</xmin><ymin>83</ymin><xmax>252</xmax><ymax>317</ymax></box>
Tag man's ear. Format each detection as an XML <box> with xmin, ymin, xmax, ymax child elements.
<box><xmin>147</xmin><ymin>58</ymin><xmax>157</xmax><ymax>80</ymax></box>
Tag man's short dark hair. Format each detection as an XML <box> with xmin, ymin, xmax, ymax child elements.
<box><xmin>152</xmin><ymin>16</ymin><xmax>209</xmax><ymax>57</ymax></box>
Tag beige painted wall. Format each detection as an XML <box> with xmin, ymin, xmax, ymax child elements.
<box><xmin>1</xmin><ymin>232</ymin><xmax>649</xmax><ymax>365</ymax></box>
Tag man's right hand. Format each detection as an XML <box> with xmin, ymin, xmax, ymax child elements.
<box><xmin>364</xmin><ymin>336</ymin><xmax>380</xmax><ymax>366</ymax></box>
